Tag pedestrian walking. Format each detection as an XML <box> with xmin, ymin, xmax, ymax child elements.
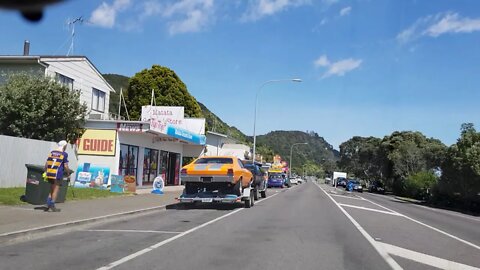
<box><xmin>44</xmin><ymin>140</ymin><xmax>70</xmax><ymax>212</ymax></box>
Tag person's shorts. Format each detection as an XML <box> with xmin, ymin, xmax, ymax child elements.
<box><xmin>47</xmin><ymin>179</ymin><xmax>63</xmax><ymax>186</ymax></box>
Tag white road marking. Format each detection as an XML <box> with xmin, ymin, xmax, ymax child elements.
<box><xmin>338</xmin><ymin>203</ymin><xmax>404</xmax><ymax>216</ymax></box>
<box><xmin>330</xmin><ymin>194</ymin><xmax>366</xmax><ymax>201</ymax></box>
<box><xmin>85</xmin><ymin>229</ymin><xmax>182</xmax><ymax>234</ymax></box>
<box><xmin>379</xmin><ymin>242</ymin><xmax>480</xmax><ymax>270</ymax></box>
<box><xmin>96</xmin><ymin>192</ymin><xmax>281</xmax><ymax>270</ymax></box>
<box><xmin>314</xmin><ymin>182</ymin><xmax>403</xmax><ymax>270</ymax></box>
<box><xmin>360</xmin><ymin>196</ymin><xmax>480</xmax><ymax>251</ymax></box>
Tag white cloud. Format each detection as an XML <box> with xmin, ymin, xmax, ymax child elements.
<box><xmin>162</xmin><ymin>0</ymin><xmax>214</xmax><ymax>35</ymax></box>
<box><xmin>314</xmin><ymin>55</ymin><xmax>330</xmax><ymax>67</ymax></box>
<box><xmin>339</xmin><ymin>6</ymin><xmax>351</xmax><ymax>16</ymax></box>
<box><xmin>89</xmin><ymin>0</ymin><xmax>131</xmax><ymax>28</ymax></box>
<box><xmin>314</xmin><ymin>54</ymin><xmax>362</xmax><ymax>78</ymax></box>
<box><xmin>397</xmin><ymin>12</ymin><xmax>480</xmax><ymax>43</ymax></box>
<box><xmin>242</xmin><ymin>0</ymin><xmax>310</xmax><ymax>22</ymax></box>
<box><xmin>320</xmin><ymin>18</ymin><xmax>327</xmax><ymax>25</ymax></box>
<box><xmin>425</xmin><ymin>12</ymin><xmax>480</xmax><ymax>37</ymax></box>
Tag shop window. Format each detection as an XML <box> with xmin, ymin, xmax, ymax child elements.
<box><xmin>143</xmin><ymin>148</ymin><xmax>159</xmax><ymax>184</ymax></box>
<box><xmin>119</xmin><ymin>144</ymin><xmax>138</xmax><ymax>179</ymax></box>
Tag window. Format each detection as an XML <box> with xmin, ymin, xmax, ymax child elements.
<box><xmin>56</xmin><ymin>73</ymin><xmax>74</xmax><ymax>90</ymax></box>
<box><xmin>143</xmin><ymin>148</ymin><xmax>159</xmax><ymax>184</ymax></box>
<box><xmin>194</xmin><ymin>157</ymin><xmax>233</xmax><ymax>164</ymax></box>
<box><xmin>92</xmin><ymin>88</ymin><xmax>106</xmax><ymax>112</ymax></box>
<box><xmin>119</xmin><ymin>144</ymin><xmax>139</xmax><ymax>178</ymax></box>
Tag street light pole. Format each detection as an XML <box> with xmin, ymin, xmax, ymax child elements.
<box><xmin>252</xmin><ymin>78</ymin><xmax>302</xmax><ymax>163</ymax></box>
<box><xmin>289</xmin><ymin>142</ymin><xmax>308</xmax><ymax>178</ymax></box>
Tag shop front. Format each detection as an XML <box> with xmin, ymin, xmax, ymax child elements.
<box><xmin>77</xmin><ymin>106</ymin><xmax>206</xmax><ymax>188</ymax></box>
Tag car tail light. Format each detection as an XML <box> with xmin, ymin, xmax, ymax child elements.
<box><xmin>227</xmin><ymin>168</ymin><xmax>234</xmax><ymax>176</ymax></box>
<box><xmin>181</xmin><ymin>168</ymin><xmax>187</xmax><ymax>175</ymax></box>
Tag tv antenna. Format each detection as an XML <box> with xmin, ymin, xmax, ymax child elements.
<box><xmin>67</xmin><ymin>16</ymin><xmax>83</xmax><ymax>56</ymax></box>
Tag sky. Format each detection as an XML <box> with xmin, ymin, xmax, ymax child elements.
<box><xmin>2</xmin><ymin>0</ymin><xmax>480</xmax><ymax>149</ymax></box>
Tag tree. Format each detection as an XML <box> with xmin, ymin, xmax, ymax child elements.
<box><xmin>438</xmin><ymin>123</ymin><xmax>480</xmax><ymax>210</ymax></box>
<box><xmin>124</xmin><ymin>65</ymin><xmax>203</xmax><ymax>120</ymax></box>
<box><xmin>338</xmin><ymin>136</ymin><xmax>385</xmax><ymax>181</ymax></box>
<box><xmin>0</xmin><ymin>74</ymin><xmax>87</xmax><ymax>142</ymax></box>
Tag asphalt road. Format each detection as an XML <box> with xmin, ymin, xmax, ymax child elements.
<box><xmin>1</xmin><ymin>182</ymin><xmax>479</xmax><ymax>270</ymax></box>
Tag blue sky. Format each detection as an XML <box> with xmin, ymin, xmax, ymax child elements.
<box><xmin>2</xmin><ymin>0</ymin><xmax>480</xmax><ymax>148</ymax></box>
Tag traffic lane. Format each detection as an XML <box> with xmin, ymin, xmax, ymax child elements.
<box><xmin>0</xmin><ymin>201</ymin><xmax>249</xmax><ymax>270</ymax></box>
<box><xmin>361</xmin><ymin>192</ymin><xmax>480</xmax><ymax>247</ymax></box>
<box><xmin>110</xmin><ymin>182</ymin><xmax>392</xmax><ymax>270</ymax></box>
<box><xmin>345</xmin><ymin>207</ymin><xmax>480</xmax><ymax>268</ymax></box>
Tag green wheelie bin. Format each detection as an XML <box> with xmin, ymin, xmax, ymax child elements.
<box><xmin>24</xmin><ymin>164</ymin><xmax>70</xmax><ymax>205</ymax></box>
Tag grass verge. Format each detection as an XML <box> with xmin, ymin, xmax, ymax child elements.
<box><xmin>0</xmin><ymin>186</ymin><xmax>125</xmax><ymax>205</ymax></box>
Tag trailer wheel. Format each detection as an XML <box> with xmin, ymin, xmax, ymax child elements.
<box><xmin>252</xmin><ymin>187</ymin><xmax>258</xmax><ymax>201</ymax></box>
<box><xmin>245</xmin><ymin>190</ymin><xmax>254</xmax><ymax>208</ymax></box>
<box><xmin>234</xmin><ymin>179</ymin><xmax>242</xmax><ymax>196</ymax></box>
<box><xmin>260</xmin><ymin>190</ymin><xmax>266</xmax><ymax>198</ymax></box>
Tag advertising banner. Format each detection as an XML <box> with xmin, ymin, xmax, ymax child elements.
<box><xmin>110</xmin><ymin>175</ymin><xmax>124</xmax><ymax>193</ymax></box>
<box><xmin>77</xmin><ymin>129</ymin><xmax>117</xmax><ymax>156</ymax></box>
<box><xmin>141</xmin><ymin>105</ymin><xmax>206</xmax><ymax>145</ymax></box>
<box><xmin>74</xmin><ymin>163</ymin><xmax>110</xmax><ymax>189</ymax></box>
<box><xmin>124</xmin><ymin>175</ymin><xmax>136</xmax><ymax>193</ymax></box>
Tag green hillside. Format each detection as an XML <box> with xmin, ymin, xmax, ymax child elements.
<box><xmin>256</xmin><ymin>130</ymin><xmax>339</xmax><ymax>176</ymax></box>
<box><xmin>103</xmin><ymin>73</ymin><xmax>129</xmax><ymax>115</ymax></box>
<box><xmin>198</xmin><ymin>102</ymin><xmax>250</xmax><ymax>144</ymax></box>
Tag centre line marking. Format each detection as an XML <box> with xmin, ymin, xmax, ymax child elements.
<box><xmin>85</xmin><ymin>229</ymin><xmax>182</xmax><ymax>234</ymax></box>
<box><xmin>314</xmin><ymin>182</ymin><xmax>403</xmax><ymax>270</ymax></box>
<box><xmin>96</xmin><ymin>191</ymin><xmax>281</xmax><ymax>270</ymax></box>
<box><xmin>359</xmin><ymin>196</ymin><xmax>480</xmax><ymax>251</ymax></box>
<box><xmin>338</xmin><ymin>203</ymin><xmax>404</xmax><ymax>216</ymax></box>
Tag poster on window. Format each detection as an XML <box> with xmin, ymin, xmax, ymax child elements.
<box><xmin>74</xmin><ymin>163</ymin><xmax>110</xmax><ymax>189</ymax></box>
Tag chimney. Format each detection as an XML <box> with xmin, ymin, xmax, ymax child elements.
<box><xmin>23</xmin><ymin>40</ymin><xmax>30</xmax><ymax>56</ymax></box>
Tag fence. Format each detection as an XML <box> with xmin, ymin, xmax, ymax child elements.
<box><xmin>0</xmin><ymin>135</ymin><xmax>78</xmax><ymax>188</ymax></box>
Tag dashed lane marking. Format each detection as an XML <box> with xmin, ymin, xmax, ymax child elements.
<box><xmin>314</xmin><ymin>182</ymin><xmax>403</xmax><ymax>270</ymax></box>
<box><xmin>85</xmin><ymin>229</ymin><xmax>182</xmax><ymax>234</ymax></box>
<box><xmin>338</xmin><ymin>203</ymin><xmax>404</xmax><ymax>216</ymax></box>
<box><xmin>96</xmin><ymin>191</ymin><xmax>282</xmax><ymax>270</ymax></box>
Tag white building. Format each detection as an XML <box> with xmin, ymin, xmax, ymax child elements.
<box><xmin>204</xmin><ymin>131</ymin><xmax>251</xmax><ymax>160</ymax></box>
<box><xmin>0</xmin><ymin>54</ymin><xmax>114</xmax><ymax>119</ymax></box>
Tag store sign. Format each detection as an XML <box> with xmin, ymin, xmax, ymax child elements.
<box><xmin>77</xmin><ymin>129</ymin><xmax>117</xmax><ymax>156</ymax></box>
<box><xmin>141</xmin><ymin>106</ymin><xmax>206</xmax><ymax>145</ymax></box>
<box><xmin>117</xmin><ymin>123</ymin><xmax>143</xmax><ymax>132</ymax></box>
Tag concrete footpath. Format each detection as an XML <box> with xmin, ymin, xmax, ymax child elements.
<box><xmin>0</xmin><ymin>186</ymin><xmax>183</xmax><ymax>244</ymax></box>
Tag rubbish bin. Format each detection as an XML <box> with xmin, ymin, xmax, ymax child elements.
<box><xmin>24</xmin><ymin>164</ymin><xmax>50</xmax><ymax>205</ymax></box>
<box><xmin>24</xmin><ymin>164</ymin><xmax>70</xmax><ymax>205</ymax></box>
<box><xmin>54</xmin><ymin>179</ymin><xmax>70</xmax><ymax>203</ymax></box>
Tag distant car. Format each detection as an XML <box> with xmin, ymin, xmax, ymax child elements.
<box><xmin>346</xmin><ymin>180</ymin><xmax>363</xmax><ymax>193</ymax></box>
<box><xmin>297</xmin><ymin>178</ymin><xmax>304</xmax><ymax>184</ymax></box>
<box><xmin>268</xmin><ymin>173</ymin><xmax>285</xmax><ymax>188</ymax></box>
<box><xmin>336</xmin><ymin>177</ymin><xmax>347</xmax><ymax>187</ymax></box>
<box><xmin>290</xmin><ymin>177</ymin><xmax>299</xmax><ymax>185</ymax></box>
<box><xmin>368</xmin><ymin>181</ymin><xmax>385</xmax><ymax>194</ymax></box>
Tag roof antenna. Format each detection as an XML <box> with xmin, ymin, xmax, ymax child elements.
<box><xmin>67</xmin><ymin>16</ymin><xmax>83</xmax><ymax>56</ymax></box>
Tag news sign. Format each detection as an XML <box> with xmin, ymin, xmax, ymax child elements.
<box><xmin>77</xmin><ymin>129</ymin><xmax>117</xmax><ymax>156</ymax></box>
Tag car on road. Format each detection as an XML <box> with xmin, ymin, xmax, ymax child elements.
<box><xmin>336</xmin><ymin>177</ymin><xmax>347</xmax><ymax>187</ymax></box>
<box><xmin>290</xmin><ymin>177</ymin><xmax>299</xmax><ymax>185</ymax></box>
<box><xmin>179</xmin><ymin>156</ymin><xmax>255</xmax><ymax>208</ymax></box>
<box><xmin>242</xmin><ymin>161</ymin><xmax>267</xmax><ymax>199</ymax></box>
<box><xmin>346</xmin><ymin>180</ymin><xmax>363</xmax><ymax>192</ymax></box>
<box><xmin>268</xmin><ymin>172</ymin><xmax>285</xmax><ymax>188</ymax></box>
<box><xmin>368</xmin><ymin>180</ymin><xmax>385</xmax><ymax>194</ymax></box>
<box><xmin>297</xmin><ymin>177</ymin><xmax>304</xmax><ymax>184</ymax></box>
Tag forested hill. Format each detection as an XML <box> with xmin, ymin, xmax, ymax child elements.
<box><xmin>256</xmin><ymin>130</ymin><xmax>339</xmax><ymax>174</ymax></box>
<box><xmin>103</xmin><ymin>73</ymin><xmax>129</xmax><ymax>115</ymax></box>
<box><xmin>198</xmin><ymin>102</ymin><xmax>250</xmax><ymax>144</ymax></box>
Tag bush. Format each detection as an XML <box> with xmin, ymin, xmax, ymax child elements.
<box><xmin>404</xmin><ymin>171</ymin><xmax>436</xmax><ymax>200</ymax></box>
